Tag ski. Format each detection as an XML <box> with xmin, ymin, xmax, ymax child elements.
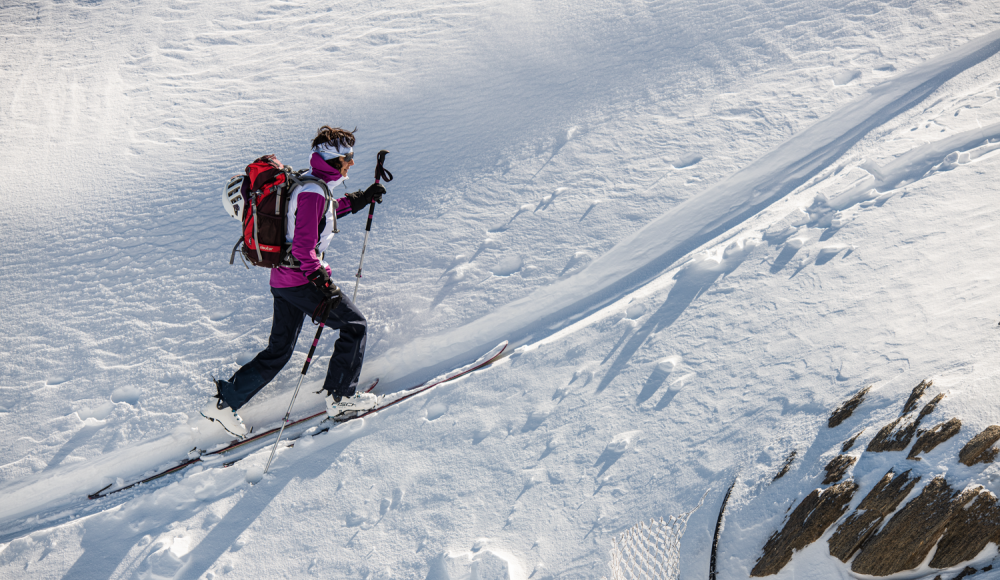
<box><xmin>87</xmin><ymin>382</ymin><xmax>380</xmax><ymax>500</ymax></box>
<box><xmin>88</xmin><ymin>341</ymin><xmax>508</xmax><ymax>499</ymax></box>
<box><xmin>709</xmin><ymin>476</ymin><xmax>737</xmax><ymax>580</ymax></box>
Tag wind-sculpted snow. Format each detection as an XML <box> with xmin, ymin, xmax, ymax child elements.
<box><xmin>368</xmin><ymin>29</ymin><xmax>1000</xmax><ymax>389</ymax></box>
<box><xmin>827</xmin><ymin>123</ymin><xmax>1000</xmax><ymax>210</ymax></box>
<box><xmin>7</xmin><ymin>1</ymin><xmax>1000</xmax><ymax>578</ymax></box>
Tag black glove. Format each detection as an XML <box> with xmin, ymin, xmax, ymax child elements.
<box><xmin>307</xmin><ymin>268</ymin><xmax>342</xmax><ymax>323</ymax></box>
<box><xmin>307</xmin><ymin>268</ymin><xmax>342</xmax><ymax>300</ymax></box>
<box><xmin>346</xmin><ymin>183</ymin><xmax>387</xmax><ymax>213</ymax></box>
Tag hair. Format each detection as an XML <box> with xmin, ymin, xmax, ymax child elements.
<box><xmin>311</xmin><ymin>125</ymin><xmax>356</xmax><ymax>150</ymax></box>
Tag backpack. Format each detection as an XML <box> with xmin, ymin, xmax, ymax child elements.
<box><xmin>225</xmin><ymin>155</ymin><xmax>334</xmax><ymax>268</ymax></box>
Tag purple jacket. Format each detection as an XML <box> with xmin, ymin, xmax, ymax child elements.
<box><xmin>270</xmin><ymin>153</ymin><xmax>354</xmax><ymax>288</ymax></box>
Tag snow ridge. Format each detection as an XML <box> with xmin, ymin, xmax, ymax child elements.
<box><xmin>368</xmin><ymin>29</ymin><xmax>1000</xmax><ymax>390</ymax></box>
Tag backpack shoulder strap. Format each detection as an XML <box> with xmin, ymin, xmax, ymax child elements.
<box><xmin>288</xmin><ymin>173</ymin><xmax>338</xmax><ymax>234</ymax></box>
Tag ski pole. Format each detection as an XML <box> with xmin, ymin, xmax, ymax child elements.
<box><xmin>263</xmin><ymin>311</ymin><xmax>329</xmax><ymax>475</ymax></box>
<box><xmin>352</xmin><ymin>150</ymin><xmax>393</xmax><ymax>302</ymax></box>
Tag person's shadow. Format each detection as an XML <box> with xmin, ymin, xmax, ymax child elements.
<box><xmin>60</xmin><ymin>432</ymin><xmax>362</xmax><ymax>580</ymax></box>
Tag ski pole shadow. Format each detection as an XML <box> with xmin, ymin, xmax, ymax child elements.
<box><xmin>59</xmin><ymin>433</ymin><xmax>357</xmax><ymax>580</ymax></box>
<box><xmin>636</xmin><ymin>365</ymin><xmax>672</xmax><ymax>405</ymax></box>
<box><xmin>579</xmin><ymin>203</ymin><xmax>599</xmax><ymax>222</ymax></box>
<box><xmin>177</xmin><ymin>436</ymin><xmax>358</xmax><ymax>580</ymax></box>
<box><xmin>769</xmin><ymin>245</ymin><xmax>800</xmax><ymax>274</ymax></box>
<box><xmin>819</xmin><ymin>226</ymin><xmax>841</xmax><ymax>242</ymax></box>
<box><xmin>594</xmin><ymin>446</ymin><xmax>627</xmax><ymax>480</ymax></box>
<box><xmin>814</xmin><ymin>246</ymin><xmax>845</xmax><ymax>266</ymax></box>
<box><xmin>44</xmin><ymin>421</ymin><xmax>105</xmax><ymax>472</ymax></box>
<box><xmin>654</xmin><ymin>381</ymin><xmax>686</xmax><ymax>410</ymax></box>
<box><xmin>488</xmin><ymin>207</ymin><xmax>528</xmax><ymax>233</ymax></box>
<box><xmin>601</xmin><ymin>326</ymin><xmax>634</xmax><ymax>366</ymax></box>
<box><xmin>430</xmin><ymin>278</ymin><xmax>459</xmax><ymax>309</ymax></box>
<box><xmin>596</xmin><ymin>259</ymin><xmax>740</xmax><ymax>395</ymax></box>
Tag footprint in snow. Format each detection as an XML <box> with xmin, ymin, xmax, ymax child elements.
<box><xmin>491</xmin><ymin>255</ymin><xmax>523</xmax><ymax>276</ymax></box>
<box><xmin>530</xmin><ymin>126</ymin><xmax>585</xmax><ymax>180</ymax></box>
<box><xmin>594</xmin><ymin>430</ymin><xmax>641</xmax><ymax>478</ymax></box>
<box><xmin>489</xmin><ymin>204</ymin><xmax>535</xmax><ymax>232</ymax></box>
<box><xmin>559</xmin><ymin>251</ymin><xmax>591</xmax><ymax>277</ymax></box>
<box><xmin>469</xmin><ymin>238</ymin><xmax>500</xmax><ymax>262</ymax></box>
<box><xmin>391</xmin><ymin>488</ymin><xmax>404</xmax><ymax>510</ymax></box>
<box><xmin>540</xmin><ymin>436</ymin><xmax>560</xmax><ymax>460</ymax></box>
<box><xmin>624</xmin><ymin>301</ymin><xmax>647</xmax><ymax>320</ymax></box>
<box><xmin>671</xmin><ymin>153</ymin><xmax>703</xmax><ymax>169</ymax></box>
<box><xmin>555</xmin><ymin>367</ymin><xmax>595</xmax><ymax>401</ymax></box>
<box><xmin>111</xmin><ymin>386</ymin><xmax>140</xmax><ymax>406</ymax></box>
<box><xmin>535</xmin><ymin>187</ymin><xmax>566</xmax><ymax>212</ymax></box>
<box><xmin>579</xmin><ymin>199</ymin><xmax>602</xmax><ymax>221</ymax></box>
<box><xmin>521</xmin><ymin>410</ymin><xmax>549</xmax><ymax>433</ymax></box>
<box><xmin>814</xmin><ymin>245</ymin><xmax>851</xmax><ymax>266</ymax></box>
<box><xmin>425</xmin><ymin>403</ymin><xmax>447</xmax><ymax>421</ymax></box>
<box><xmin>834</xmin><ymin>69</ymin><xmax>862</xmax><ymax>86</ymax></box>
<box><xmin>430</xmin><ymin>550</ymin><xmax>525</xmax><ymax>580</ymax></box>
<box><xmin>771</xmin><ymin>236</ymin><xmax>808</xmax><ymax>275</ymax></box>
<box><xmin>209</xmin><ymin>308</ymin><xmax>234</xmax><ymax>321</ymax></box>
<box><xmin>656</xmin><ymin>375</ymin><xmax>692</xmax><ymax>410</ymax></box>
<box><xmin>438</xmin><ymin>254</ymin><xmax>470</xmax><ymax>282</ymax></box>
<box><xmin>637</xmin><ymin>355</ymin><xmax>679</xmax><ymax>405</ymax></box>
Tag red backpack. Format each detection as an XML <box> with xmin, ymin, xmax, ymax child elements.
<box><xmin>226</xmin><ymin>155</ymin><xmax>332</xmax><ymax>268</ymax></box>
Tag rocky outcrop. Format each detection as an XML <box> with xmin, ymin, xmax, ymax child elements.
<box><xmin>931</xmin><ymin>488</ymin><xmax>1000</xmax><ymax>568</ymax></box>
<box><xmin>841</xmin><ymin>429</ymin><xmax>864</xmax><ymax>452</ymax></box>
<box><xmin>850</xmin><ymin>477</ymin><xmax>973</xmax><ymax>576</ymax></box>
<box><xmin>827</xmin><ymin>472</ymin><xmax>1000</xmax><ymax>575</ymax></box>
<box><xmin>829</xmin><ymin>385</ymin><xmax>872</xmax><ymax>428</ymax></box>
<box><xmin>959</xmin><ymin>425</ymin><xmax>1000</xmax><ymax>466</ymax></box>
<box><xmin>907</xmin><ymin>418</ymin><xmax>961</xmax><ymax>460</ymax></box>
<box><xmin>751</xmin><ymin>481</ymin><xmax>857</xmax><ymax>577</ymax></box>
<box><xmin>901</xmin><ymin>379</ymin><xmax>932</xmax><ymax>415</ymax></box>
<box><xmin>822</xmin><ymin>455</ymin><xmax>857</xmax><ymax>484</ymax></box>
<box><xmin>867</xmin><ymin>393</ymin><xmax>945</xmax><ymax>453</ymax></box>
<box><xmin>755</xmin><ymin>379</ymin><xmax>1000</xmax><ymax>577</ymax></box>
<box><xmin>828</xmin><ymin>470</ymin><xmax>920</xmax><ymax>563</ymax></box>
<box><xmin>772</xmin><ymin>450</ymin><xmax>796</xmax><ymax>482</ymax></box>
<box><xmin>867</xmin><ymin>416</ymin><xmax>909</xmax><ymax>452</ymax></box>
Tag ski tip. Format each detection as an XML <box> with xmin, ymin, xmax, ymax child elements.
<box><xmin>485</xmin><ymin>340</ymin><xmax>510</xmax><ymax>363</ymax></box>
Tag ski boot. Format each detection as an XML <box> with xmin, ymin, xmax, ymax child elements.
<box><xmin>325</xmin><ymin>391</ymin><xmax>379</xmax><ymax>418</ymax></box>
<box><xmin>200</xmin><ymin>379</ymin><xmax>248</xmax><ymax>437</ymax></box>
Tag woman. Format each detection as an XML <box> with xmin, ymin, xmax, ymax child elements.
<box><xmin>202</xmin><ymin>126</ymin><xmax>386</xmax><ymax>437</ymax></box>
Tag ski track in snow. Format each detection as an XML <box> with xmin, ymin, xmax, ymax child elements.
<box><xmin>6</xmin><ymin>1</ymin><xmax>1000</xmax><ymax>578</ymax></box>
<box><xmin>368</xmin><ymin>26</ymin><xmax>1000</xmax><ymax>390</ymax></box>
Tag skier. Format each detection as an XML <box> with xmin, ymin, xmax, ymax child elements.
<box><xmin>202</xmin><ymin>126</ymin><xmax>386</xmax><ymax>437</ymax></box>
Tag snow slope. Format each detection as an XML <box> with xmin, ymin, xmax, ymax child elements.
<box><xmin>5</xmin><ymin>0</ymin><xmax>1000</xmax><ymax>578</ymax></box>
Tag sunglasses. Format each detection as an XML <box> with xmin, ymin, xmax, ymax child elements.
<box><xmin>341</xmin><ymin>151</ymin><xmax>354</xmax><ymax>163</ymax></box>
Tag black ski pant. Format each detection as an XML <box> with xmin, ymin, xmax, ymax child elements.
<box><xmin>217</xmin><ymin>283</ymin><xmax>367</xmax><ymax>410</ymax></box>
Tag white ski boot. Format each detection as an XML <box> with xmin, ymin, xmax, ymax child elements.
<box><xmin>200</xmin><ymin>396</ymin><xmax>248</xmax><ymax>438</ymax></box>
<box><xmin>326</xmin><ymin>391</ymin><xmax>379</xmax><ymax>417</ymax></box>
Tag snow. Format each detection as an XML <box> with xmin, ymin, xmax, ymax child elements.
<box><xmin>6</xmin><ymin>0</ymin><xmax>1000</xmax><ymax>578</ymax></box>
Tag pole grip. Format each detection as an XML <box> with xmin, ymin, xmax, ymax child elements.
<box><xmin>374</xmin><ymin>150</ymin><xmax>392</xmax><ymax>184</ymax></box>
<box><xmin>366</xmin><ymin>150</ymin><xmax>390</xmax><ymax>232</ymax></box>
